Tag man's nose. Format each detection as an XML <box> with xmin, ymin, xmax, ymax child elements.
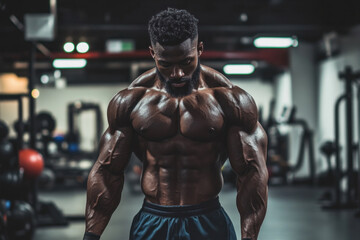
<box><xmin>170</xmin><ymin>66</ymin><xmax>185</xmax><ymax>79</ymax></box>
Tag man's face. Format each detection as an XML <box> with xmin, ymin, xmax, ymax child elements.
<box><xmin>150</xmin><ymin>38</ymin><xmax>203</xmax><ymax>97</ymax></box>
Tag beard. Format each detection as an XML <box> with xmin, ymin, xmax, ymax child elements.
<box><xmin>156</xmin><ymin>61</ymin><xmax>201</xmax><ymax>98</ymax></box>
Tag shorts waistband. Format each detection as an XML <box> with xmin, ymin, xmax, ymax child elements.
<box><xmin>141</xmin><ymin>196</ymin><xmax>221</xmax><ymax>217</ymax></box>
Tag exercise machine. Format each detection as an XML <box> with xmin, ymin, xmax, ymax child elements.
<box><xmin>321</xmin><ymin>66</ymin><xmax>360</xmax><ymax>217</ymax></box>
<box><xmin>267</xmin><ymin>105</ymin><xmax>316</xmax><ymax>185</ymax></box>
<box><xmin>43</xmin><ymin>101</ymin><xmax>103</xmax><ymax>188</ymax></box>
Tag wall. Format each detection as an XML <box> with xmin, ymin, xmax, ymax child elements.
<box><xmin>290</xmin><ymin>42</ymin><xmax>318</xmax><ymax>130</ymax></box>
<box><xmin>317</xmin><ymin>33</ymin><xmax>360</xmax><ymax>173</ymax></box>
<box><xmin>0</xmin><ymin>73</ymin><xmax>29</xmax><ymax>137</ymax></box>
<box><xmin>35</xmin><ymin>84</ymin><xmax>129</xmax><ymax>151</ymax></box>
<box><xmin>287</xmin><ymin>42</ymin><xmax>318</xmax><ymax>178</ymax></box>
<box><xmin>231</xmin><ymin>78</ymin><xmax>274</xmax><ymax>121</ymax></box>
<box><xmin>273</xmin><ymin>71</ymin><xmax>292</xmax><ymax>119</ymax></box>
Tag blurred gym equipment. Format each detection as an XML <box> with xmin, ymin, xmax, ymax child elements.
<box><xmin>6</xmin><ymin>201</ymin><xmax>36</xmax><ymax>240</ymax></box>
<box><xmin>0</xmin><ymin>200</ymin><xmax>8</xmax><ymax>240</ymax></box>
<box><xmin>67</xmin><ymin>101</ymin><xmax>103</xmax><ymax>152</ymax></box>
<box><xmin>41</xmin><ymin>101</ymin><xmax>103</xmax><ymax>188</ymax></box>
<box><xmin>19</xmin><ymin>149</ymin><xmax>44</xmax><ymax>179</ymax></box>
<box><xmin>0</xmin><ymin>99</ymin><xmax>36</xmax><ymax>239</ymax></box>
<box><xmin>321</xmin><ymin>66</ymin><xmax>360</xmax><ymax>215</ymax></box>
<box><xmin>13</xmin><ymin>111</ymin><xmax>56</xmax><ymax>159</ymax></box>
<box><xmin>317</xmin><ymin>141</ymin><xmax>339</xmax><ymax>201</ymax></box>
<box><xmin>13</xmin><ymin>106</ymin><xmax>97</xmax><ymax>189</ymax></box>
<box><xmin>0</xmin><ymin>93</ymin><xmax>85</xmax><ymax>238</ymax></box>
<box><xmin>0</xmin><ymin>119</ymin><xmax>26</xmax><ymax>201</ymax></box>
<box><xmin>266</xmin><ymin>105</ymin><xmax>316</xmax><ymax>185</ymax></box>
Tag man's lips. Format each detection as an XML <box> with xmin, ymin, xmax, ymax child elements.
<box><xmin>171</xmin><ymin>82</ymin><xmax>187</xmax><ymax>88</ymax></box>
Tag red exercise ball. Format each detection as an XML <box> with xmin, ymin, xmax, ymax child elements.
<box><xmin>18</xmin><ymin>149</ymin><xmax>44</xmax><ymax>178</ymax></box>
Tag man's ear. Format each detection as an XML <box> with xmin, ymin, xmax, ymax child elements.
<box><xmin>197</xmin><ymin>42</ymin><xmax>204</xmax><ymax>57</ymax></box>
<box><xmin>149</xmin><ymin>46</ymin><xmax>155</xmax><ymax>59</ymax></box>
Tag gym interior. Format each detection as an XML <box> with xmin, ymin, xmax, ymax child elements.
<box><xmin>1</xmin><ymin>0</ymin><xmax>360</xmax><ymax>239</ymax></box>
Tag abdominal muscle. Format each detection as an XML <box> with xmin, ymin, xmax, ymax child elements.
<box><xmin>139</xmin><ymin>137</ymin><xmax>225</xmax><ymax>206</ymax></box>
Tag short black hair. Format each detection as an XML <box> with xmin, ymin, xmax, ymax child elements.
<box><xmin>148</xmin><ymin>8</ymin><xmax>199</xmax><ymax>46</ymax></box>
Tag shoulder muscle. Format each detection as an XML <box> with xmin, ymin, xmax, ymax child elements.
<box><xmin>129</xmin><ymin>68</ymin><xmax>156</xmax><ymax>88</ymax></box>
<box><xmin>201</xmin><ymin>65</ymin><xmax>233</xmax><ymax>88</ymax></box>
<box><xmin>214</xmin><ymin>86</ymin><xmax>258</xmax><ymax>133</ymax></box>
<box><xmin>107</xmin><ymin>87</ymin><xmax>146</xmax><ymax>131</ymax></box>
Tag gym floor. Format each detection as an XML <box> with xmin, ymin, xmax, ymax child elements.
<box><xmin>34</xmin><ymin>185</ymin><xmax>360</xmax><ymax>240</ymax></box>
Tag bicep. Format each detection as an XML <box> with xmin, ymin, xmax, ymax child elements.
<box><xmin>96</xmin><ymin>126</ymin><xmax>134</xmax><ymax>175</ymax></box>
<box><xmin>227</xmin><ymin>122</ymin><xmax>268</xmax><ymax>176</ymax></box>
<box><xmin>91</xmin><ymin>87</ymin><xmax>145</xmax><ymax>175</ymax></box>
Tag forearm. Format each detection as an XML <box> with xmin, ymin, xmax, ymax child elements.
<box><xmin>236</xmin><ymin>165</ymin><xmax>268</xmax><ymax>240</ymax></box>
<box><xmin>85</xmin><ymin>162</ymin><xmax>125</xmax><ymax>236</ymax></box>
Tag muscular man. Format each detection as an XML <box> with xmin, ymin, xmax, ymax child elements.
<box><xmin>84</xmin><ymin>8</ymin><xmax>268</xmax><ymax>240</ymax></box>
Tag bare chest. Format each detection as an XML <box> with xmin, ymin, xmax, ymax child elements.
<box><xmin>130</xmin><ymin>90</ymin><xmax>225</xmax><ymax>141</ymax></box>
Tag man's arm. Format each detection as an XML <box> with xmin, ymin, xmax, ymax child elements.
<box><xmin>220</xmin><ymin>86</ymin><xmax>268</xmax><ymax>240</ymax></box>
<box><xmin>84</xmin><ymin>127</ymin><xmax>133</xmax><ymax>238</ymax></box>
<box><xmin>227</xmin><ymin>122</ymin><xmax>268</xmax><ymax>240</ymax></box>
<box><xmin>84</xmin><ymin>89</ymin><xmax>143</xmax><ymax>239</ymax></box>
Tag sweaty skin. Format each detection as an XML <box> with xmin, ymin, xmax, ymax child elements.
<box><xmin>85</xmin><ymin>39</ymin><xmax>268</xmax><ymax>240</ymax></box>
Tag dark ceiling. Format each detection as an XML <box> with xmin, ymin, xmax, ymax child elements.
<box><xmin>0</xmin><ymin>0</ymin><xmax>359</xmax><ymax>83</ymax></box>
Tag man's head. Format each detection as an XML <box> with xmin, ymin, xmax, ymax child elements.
<box><xmin>148</xmin><ymin>8</ymin><xmax>199</xmax><ymax>46</ymax></box>
<box><xmin>148</xmin><ymin>8</ymin><xmax>203</xmax><ymax>97</ymax></box>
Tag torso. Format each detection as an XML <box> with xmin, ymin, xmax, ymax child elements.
<box><xmin>125</xmin><ymin>65</ymin><xmax>242</xmax><ymax>205</ymax></box>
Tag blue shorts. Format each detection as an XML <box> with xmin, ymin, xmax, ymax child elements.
<box><xmin>129</xmin><ymin>197</ymin><xmax>237</xmax><ymax>240</ymax></box>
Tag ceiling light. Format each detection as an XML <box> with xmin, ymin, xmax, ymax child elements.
<box><xmin>52</xmin><ymin>59</ymin><xmax>87</xmax><ymax>69</ymax></box>
<box><xmin>31</xmin><ymin>89</ymin><xmax>40</xmax><ymax>99</ymax></box>
<box><xmin>239</xmin><ymin>13</ymin><xmax>248</xmax><ymax>22</ymax></box>
<box><xmin>63</xmin><ymin>42</ymin><xmax>75</xmax><ymax>53</ymax></box>
<box><xmin>254</xmin><ymin>37</ymin><xmax>297</xmax><ymax>48</ymax></box>
<box><xmin>223</xmin><ymin>64</ymin><xmax>255</xmax><ymax>75</ymax></box>
<box><xmin>54</xmin><ymin>70</ymin><xmax>61</xmax><ymax>78</ymax></box>
<box><xmin>40</xmin><ymin>74</ymin><xmax>49</xmax><ymax>84</ymax></box>
<box><xmin>292</xmin><ymin>39</ymin><xmax>299</xmax><ymax>47</ymax></box>
<box><xmin>106</xmin><ymin>39</ymin><xmax>135</xmax><ymax>53</ymax></box>
<box><xmin>76</xmin><ymin>42</ymin><xmax>89</xmax><ymax>53</ymax></box>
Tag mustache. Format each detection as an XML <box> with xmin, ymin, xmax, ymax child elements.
<box><xmin>156</xmin><ymin>60</ymin><xmax>201</xmax><ymax>98</ymax></box>
<box><xmin>169</xmin><ymin>77</ymin><xmax>191</xmax><ymax>83</ymax></box>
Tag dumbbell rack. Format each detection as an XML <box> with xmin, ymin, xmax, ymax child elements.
<box><xmin>0</xmin><ymin>93</ymin><xmax>85</xmax><ymax>230</ymax></box>
<box><xmin>0</xmin><ymin>94</ymin><xmax>26</xmax><ymax>151</ymax></box>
